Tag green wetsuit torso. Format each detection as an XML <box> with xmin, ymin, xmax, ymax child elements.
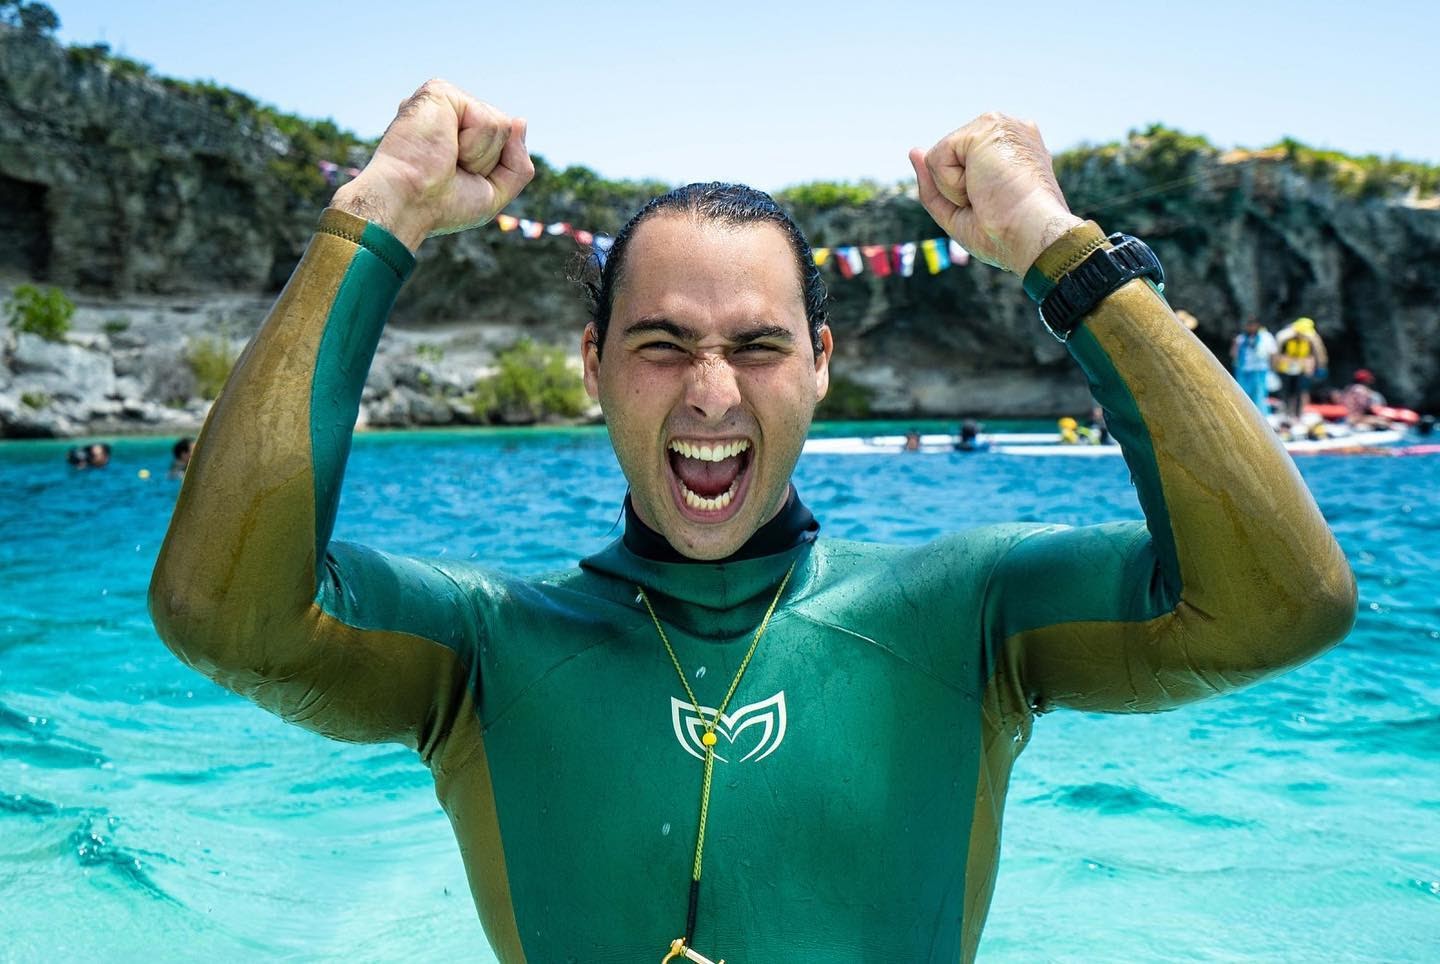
<box><xmin>150</xmin><ymin>211</ymin><xmax>1356</xmax><ymax>962</ymax></box>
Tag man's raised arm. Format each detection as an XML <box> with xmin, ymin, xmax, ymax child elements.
<box><xmin>910</xmin><ymin>115</ymin><xmax>1356</xmax><ymax>717</ymax></box>
<box><xmin>148</xmin><ymin>81</ymin><xmax>534</xmax><ymax>749</ymax></box>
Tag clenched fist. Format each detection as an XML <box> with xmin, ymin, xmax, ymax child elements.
<box><xmin>332</xmin><ymin>79</ymin><xmax>534</xmax><ymax>251</ymax></box>
<box><xmin>909</xmin><ymin>113</ymin><xmax>1081</xmax><ymax>275</ymax></box>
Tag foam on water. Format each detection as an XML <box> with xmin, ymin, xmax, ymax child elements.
<box><xmin>2</xmin><ymin>429</ymin><xmax>1437</xmax><ymax>961</ymax></box>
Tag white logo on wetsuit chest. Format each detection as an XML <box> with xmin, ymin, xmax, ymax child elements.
<box><xmin>670</xmin><ymin>691</ymin><xmax>787</xmax><ymax>763</ymax></box>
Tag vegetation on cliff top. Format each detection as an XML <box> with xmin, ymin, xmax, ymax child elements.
<box><xmin>1058</xmin><ymin>123</ymin><xmax>1440</xmax><ymax>204</ymax></box>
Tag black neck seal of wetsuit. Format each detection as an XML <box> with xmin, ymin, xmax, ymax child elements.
<box><xmin>622</xmin><ymin>485</ymin><xmax>819</xmax><ymax>564</ymax></box>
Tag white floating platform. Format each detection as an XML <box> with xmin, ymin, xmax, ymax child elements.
<box><xmin>802</xmin><ymin>430</ymin><xmax>1406</xmax><ymax>457</ymax></box>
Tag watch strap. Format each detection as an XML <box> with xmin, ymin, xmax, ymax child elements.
<box><xmin>1023</xmin><ymin>220</ymin><xmax>1110</xmax><ymax>302</ymax></box>
<box><xmin>1036</xmin><ymin>233</ymin><xmax>1164</xmax><ymax>342</ymax></box>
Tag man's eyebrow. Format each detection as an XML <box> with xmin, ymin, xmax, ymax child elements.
<box><xmin>621</xmin><ymin>320</ymin><xmax>795</xmax><ymax>344</ymax></box>
<box><xmin>731</xmin><ymin>325</ymin><xmax>794</xmax><ymax>344</ymax></box>
<box><xmin>622</xmin><ymin>318</ymin><xmax>699</xmax><ymax>341</ymax></box>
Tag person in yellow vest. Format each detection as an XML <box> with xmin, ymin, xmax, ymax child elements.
<box><xmin>1271</xmin><ymin>317</ymin><xmax>1329</xmax><ymax>417</ymax></box>
<box><xmin>1056</xmin><ymin>416</ymin><xmax>1099</xmax><ymax>444</ymax></box>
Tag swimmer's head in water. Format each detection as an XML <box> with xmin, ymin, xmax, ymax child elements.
<box><xmin>581</xmin><ymin>189</ymin><xmax>833</xmax><ymax>560</ymax></box>
<box><xmin>579</xmin><ymin>182</ymin><xmax>828</xmax><ymax>356</ymax></box>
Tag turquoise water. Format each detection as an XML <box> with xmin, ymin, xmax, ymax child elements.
<box><xmin>2</xmin><ymin>427</ymin><xmax>1437</xmax><ymax>962</ymax></box>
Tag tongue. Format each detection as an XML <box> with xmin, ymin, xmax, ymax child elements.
<box><xmin>673</xmin><ymin>453</ymin><xmax>743</xmax><ymax>498</ymax></box>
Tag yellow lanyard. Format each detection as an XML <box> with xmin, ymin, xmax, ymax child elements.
<box><xmin>638</xmin><ymin>558</ymin><xmax>797</xmax><ymax>964</ymax></box>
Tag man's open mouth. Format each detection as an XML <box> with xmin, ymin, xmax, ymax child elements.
<box><xmin>668</xmin><ymin>439</ymin><xmax>753</xmax><ymax>516</ymax></box>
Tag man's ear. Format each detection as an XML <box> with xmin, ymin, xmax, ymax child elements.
<box><xmin>582</xmin><ymin>322</ymin><xmax>602</xmax><ymax>401</ymax></box>
<box><xmin>813</xmin><ymin>325</ymin><xmax>833</xmax><ymax>401</ymax></box>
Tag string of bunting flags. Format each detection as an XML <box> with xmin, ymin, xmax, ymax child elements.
<box><xmin>317</xmin><ymin>159</ymin><xmax>972</xmax><ymax>278</ymax></box>
<box><xmin>491</xmin><ymin>213</ymin><xmax>972</xmax><ymax>279</ymax></box>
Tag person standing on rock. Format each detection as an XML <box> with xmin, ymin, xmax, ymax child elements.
<box><xmin>1230</xmin><ymin>315</ymin><xmax>1278</xmax><ymax>412</ymax></box>
<box><xmin>150</xmin><ymin>80</ymin><xmax>1356</xmax><ymax>962</ymax></box>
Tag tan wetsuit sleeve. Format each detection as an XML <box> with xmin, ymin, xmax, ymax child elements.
<box><xmin>984</xmin><ymin>222</ymin><xmax>1357</xmax><ymax>719</ymax></box>
<box><xmin>148</xmin><ymin>210</ymin><xmax>478</xmax><ymax>755</ymax></box>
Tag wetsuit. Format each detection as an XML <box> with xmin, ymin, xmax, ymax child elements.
<box><xmin>150</xmin><ymin>211</ymin><xmax>1356</xmax><ymax>962</ymax></box>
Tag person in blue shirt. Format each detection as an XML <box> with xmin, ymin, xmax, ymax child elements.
<box><xmin>1230</xmin><ymin>316</ymin><xmax>1278</xmax><ymax>412</ymax></box>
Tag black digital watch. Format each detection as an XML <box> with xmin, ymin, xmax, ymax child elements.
<box><xmin>1035</xmin><ymin>234</ymin><xmax>1165</xmax><ymax>342</ymax></box>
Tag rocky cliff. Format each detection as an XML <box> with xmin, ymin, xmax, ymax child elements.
<box><xmin>2</xmin><ymin>23</ymin><xmax>1437</xmax><ymax>438</ymax></box>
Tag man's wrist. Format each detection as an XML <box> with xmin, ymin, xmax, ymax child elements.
<box><xmin>330</xmin><ymin>178</ymin><xmax>430</xmax><ymax>253</ymax></box>
<box><xmin>1005</xmin><ymin>199</ymin><xmax>1083</xmax><ymax>277</ymax></box>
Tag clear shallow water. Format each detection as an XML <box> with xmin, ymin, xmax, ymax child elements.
<box><xmin>1</xmin><ymin>427</ymin><xmax>1437</xmax><ymax>962</ymax></box>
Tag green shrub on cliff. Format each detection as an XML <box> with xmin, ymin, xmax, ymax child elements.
<box><xmin>469</xmin><ymin>339</ymin><xmax>589</xmax><ymax>424</ymax></box>
<box><xmin>775</xmin><ymin>181</ymin><xmax>887</xmax><ymax>210</ymax></box>
<box><xmin>5</xmin><ymin>284</ymin><xmax>74</xmax><ymax>342</ymax></box>
<box><xmin>186</xmin><ymin>334</ymin><xmax>239</xmax><ymax>400</ymax></box>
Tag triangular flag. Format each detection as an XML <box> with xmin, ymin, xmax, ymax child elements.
<box><xmin>573</xmin><ymin>229</ymin><xmax>593</xmax><ymax>246</ymax></box>
<box><xmin>496</xmin><ymin>214</ymin><xmax>519</xmax><ymax>232</ymax></box>
<box><xmin>546</xmin><ymin>222</ymin><xmax>571</xmax><ymax>236</ymax></box>
<box><xmin>862</xmin><ymin>245</ymin><xmax>892</xmax><ymax>277</ymax></box>
<box><xmin>521</xmin><ymin>219</ymin><xmax>546</xmax><ymax>239</ymax></box>
<box><xmin>897</xmin><ymin>242</ymin><xmax>917</xmax><ymax>278</ymax></box>
<box><xmin>948</xmin><ymin>239</ymin><xmax>970</xmax><ymax>266</ymax></box>
<box><xmin>813</xmin><ymin>247</ymin><xmax>831</xmax><ymax>267</ymax></box>
<box><xmin>835</xmin><ymin>246</ymin><xmax>863</xmax><ymax>279</ymax></box>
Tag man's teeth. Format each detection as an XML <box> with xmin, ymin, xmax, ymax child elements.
<box><xmin>669</xmin><ymin>439</ymin><xmax>750</xmax><ymax>462</ymax></box>
<box><xmin>680</xmin><ymin>479</ymin><xmax>739</xmax><ymax>512</ymax></box>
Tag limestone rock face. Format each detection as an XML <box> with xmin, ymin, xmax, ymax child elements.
<box><xmin>9</xmin><ymin>331</ymin><xmax>116</xmax><ymax>402</ymax></box>
<box><xmin>2</xmin><ymin>25</ymin><xmax>1437</xmax><ymax>434</ymax></box>
<box><xmin>0</xmin><ymin>29</ymin><xmax>301</xmax><ymax>296</ymax></box>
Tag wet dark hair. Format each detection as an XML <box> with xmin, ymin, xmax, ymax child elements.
<box><xmin>173</xmin><ymin>437</ymin><xmax>194</xmax><ymax>459</ymax></box>
<box><xmin>579</xmin><ymin>182</ymin><xmax>828</xmax><ymax>355</ymax></box>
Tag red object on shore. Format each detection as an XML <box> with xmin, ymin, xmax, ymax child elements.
<box><xmin>1301</xmin><ymin>402</ymin><xmax>1421</xmax><ymax>424</ymax></box>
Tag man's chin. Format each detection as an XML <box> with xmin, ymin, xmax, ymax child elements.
<box><xmin>659</xmin><ymin>518</ymin><xmax>752</xmax><ymax>561</ymax></box>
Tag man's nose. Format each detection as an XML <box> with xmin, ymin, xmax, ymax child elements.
<box><xmin>685</xmin><ymin>356</ymin><xmax>742</xmax><ymax>422</ymax></box>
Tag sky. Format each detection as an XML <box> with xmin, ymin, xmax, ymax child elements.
<box><xmin>50</xmin><ymin>0</ymin><xmax>1440</xmax><ymax>191</ymax></box>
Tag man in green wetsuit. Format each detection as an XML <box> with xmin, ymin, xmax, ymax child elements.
<box><xmin>150</xmin><ymin>80</ymin><xmax>1357</xmax><ymax>962</ymax></box>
